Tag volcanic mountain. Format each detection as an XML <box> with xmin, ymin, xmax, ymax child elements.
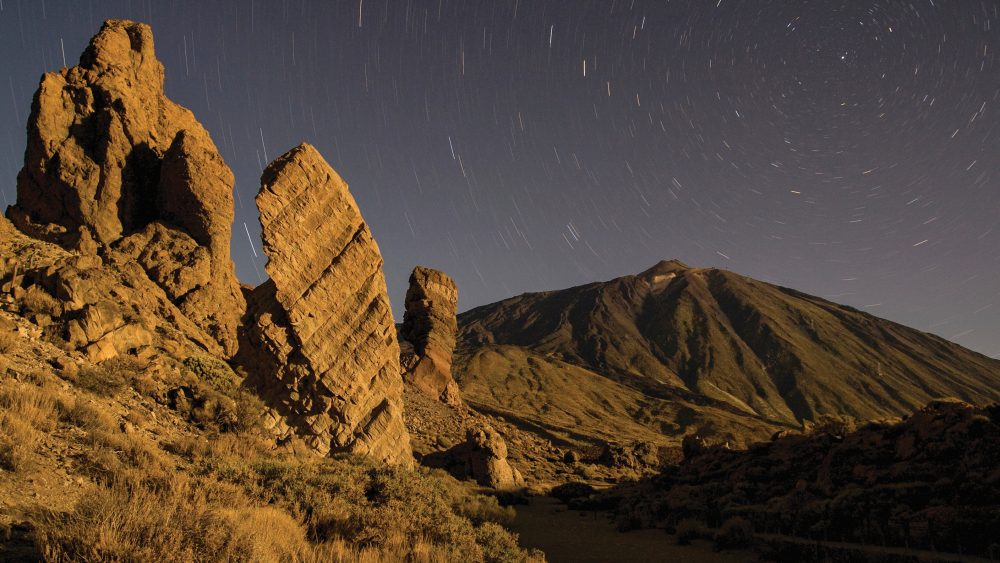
<box><xmin>455</xmin><ymin>260</ymin><xmax>1000</xmax><ymax>447</ymax></box>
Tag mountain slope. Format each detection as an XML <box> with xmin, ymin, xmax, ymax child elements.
<box><xmin>455</xmin><ymin>260</ymin><xmax>1000</xmax><ymax>445</ymax></box>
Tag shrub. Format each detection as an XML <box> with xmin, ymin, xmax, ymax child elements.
<box><xmin>455</xmin><ymin>492</ymin><xmax>516</xmax><ymax>526</ymax></box>
<box><xmin>551</xmin><ymin>481</ymin><xmax>596</xmax><ymax>504</ymax></box>
<box><xmin>675</xmin><ymin>518</ymin><xmax>703</xmax><ymax>545</ymax></box>
<box><xmin>77</xmin><ymin>358</ymin><xmax>139</xmax><ymax>397</ymax></box>
<box><xmin>475</xmin><ymin>521</ymin><xmax>534</xmax><ymax>562</ymax></box>
<box><xmin>714</xmin><ymin>516</ymin><xmax>754</xmax><ymax>550</ymax></box>
<box><xmin>33</xmin><ymin>476</ymin><xmax>314</xmax><ymax>562</ymax></box>
<box><xmin>182</xmin><ymin>355</ymin><xmax>239</xmax><ymax>390</ymax></box>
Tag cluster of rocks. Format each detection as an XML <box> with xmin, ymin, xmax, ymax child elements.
<box><xmin>1</xmin><ymin>17</ymin><xmax>536</xmax><ymax>489</ymax></box>
<box><xmin>614</xmin><ymin>399</ymin><xmax>1000</xmax><ymax>558</ymax></box>
<box><xmin>3</xmin><ymin>20</ymin><xmax>411</xmax><ymax>465</ymax></box>
<box><xmin>597</xmin><ymin>440</ymin><xmax>660</xmax><ymax>471</ymax></box>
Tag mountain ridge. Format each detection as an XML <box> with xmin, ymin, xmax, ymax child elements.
<box><xmin>455</xmin><ymin>259</ymin><xmax>1000</xmax><ymax>447</ymax></box>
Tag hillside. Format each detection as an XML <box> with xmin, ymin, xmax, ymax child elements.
<box><xmin>456</xmin><ymin>259</ymin><xmax>1000</xmax><ymax>447</ymax></box>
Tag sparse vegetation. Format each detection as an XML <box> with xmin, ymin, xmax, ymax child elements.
<box><xmin>0</xmin><ymin>326</ymin><xmax>16</xmax><ymax>353</ymax></box>
<box><xmin>0</xmin><ymin>413</ymin><xmax>35</xmax><ymax>472</ymax></box>
<box><xmin>713</xmin><ymin>517</ymin><xmax>753</xmax><ymax>551</ymax></box>
<box><xmin>0</xmin><ymin>365</ymin><xmax>539</xmax><ymax>562</ymax></box>
<box><xmin>76</xmin><ymin>357</ymin><xmax>138</xmax><ymax>397</ymax></box>
<box><xmin>0</xmin><ymin>379</ymin><xmax>61</xmax><ymax>472</ymax></box>
<box><xmin>674</xmin><ymin>518</ymin><xmax>703</xmax><ymax>546</ymax></box>
<box><xmin>36</xmin><ymin>430</ymin><xmax>541</xmax><ymax>562</ymax></box>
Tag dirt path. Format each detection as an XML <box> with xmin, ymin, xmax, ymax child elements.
<box><xmin>507</xmin><ymin>496</ymin><xmax>756</xmax><ymax>563</ymax></box>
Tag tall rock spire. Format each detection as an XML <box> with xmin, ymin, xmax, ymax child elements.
<box><xmin>243</xmin><ymin>143</ymin><xmax>412</xmax><ymax>465</ymax></box>
<box><xmin>7</xmin><ymin>20</ymin><xmax>245</xmax><ymax>356</ymax></box>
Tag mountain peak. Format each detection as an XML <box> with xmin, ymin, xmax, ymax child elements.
<box><xmin>638</xmin><ymin>259</ymin><xmax>689</xmax><ymax>279</ymax></box>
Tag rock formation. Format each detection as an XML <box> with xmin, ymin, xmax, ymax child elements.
<box><xmin>6</xmin><ymin>19</ymin><xmax>244</xmax><ymax>357</ymax></box>
<box><xmin>0</xmin><ymin>213</ymin><xmax>218</xmax><ymax>362</ymax></box>
<box><xmin>464</xmin><ymin>425</ymin><xmax>524</xmax><ymax>490</ymax></box>
<box><xmin>399</xmin><ymin>266</ymin><xmax>462</xmax><ymax>406</ymax></box>
<box><xmin>598</xmin><ymin>441</ymin><xmax>660</xmax><ymax>471</ymax></box>
<box><xmin>424</xmin><ymin>424</ymin><xmax>524</xmax><ymax>490</ymax></box>
<box><xmin>613</xmin><ymin>399</ymin><xmax>1000</xmax><ymax>558</ymax></box>
<box><xmin>242</xmin><ymin>143</ymin><xmax>411</xmax><ymax>465</ymax></box>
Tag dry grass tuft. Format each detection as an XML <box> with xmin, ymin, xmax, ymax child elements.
<box><xmin>56</xmin><ymin>395</ymin><xmax>116</xmax><ymax>432</ymax></box>
<box><xmin>0</xmin><ymin>379</ymin><xmax>64</xmax><ymax>472</ymax></box>
<box><xmin>0</xmin><ymin>326</ymin><xmax>17</xmax><ymax>353</ymax></box>
<box><xmin>0</xmin><ymin>379</ymin><xmax>61</xmax><ymax>431</ymax></box>
<box><xmin>34</xmin><ymin>475</ymin><xmax>314</xmax><ymax>562</ymax></box>
<box><xmin>0</xmin><ymin>413</ymin><xmax>36</xmax><ymax>472</ymax></box>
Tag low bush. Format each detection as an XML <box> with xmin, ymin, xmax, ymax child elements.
<box><xmin>714</xmin><ymin>516</ymin><xmax>754</xmax><ymax>550</ymax></box>
<box><xmin>675</xmin><ymin>518</ymin><xmax>703</xmax><ymax>545</ymax></box>
<box><xmin>77</xmin><ymin>363</ymin><xmax>130</xmax><ymax>397</ymax></box>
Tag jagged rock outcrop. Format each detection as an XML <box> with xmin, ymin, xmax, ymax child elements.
<box><xmin>242</xmin><ymin>143</ymin><xmax>411</xmax><ymax>465</ymax></box>
<box><xmin>399</xmin><ymin>266</ymin><xmax>462</xmax><ymax>406</ymax></box>
<box><xmin>424</xmin><ymin>424</ymin><xmax>524</xmax><ymax>490</ymax></box>
<box><xmin>0</xmin><ymin>214</ymin><xmax>219</xmax><ymax>362</ymax></box>
<box><xmin>6</xmin><ymin>19</ymin><xmax>243</xmax><ymax>357</ymax></box>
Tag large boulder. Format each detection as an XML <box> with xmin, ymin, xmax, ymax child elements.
<box><xmin>423</xmin><ymin>425</ymin><xmax>524</xmax><ymax>490</ymax></box>
<box><xmin>242</xmin><ymin>143</ymin><xmax>411</xmax><ymax>465</ymax></box>
<box><xmin>399</xmin><ymin>266</ymin><xmax>462</xmax><ymax>406</ymax></box>
<box><xmin>7</xmin><ymin>19</ymin><xmax>244</xmax><ymax>357</ymax></box>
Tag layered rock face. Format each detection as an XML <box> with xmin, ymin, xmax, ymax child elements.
<box><xmin>7</xmin><ymin>20</ymin><xmax>244</xmax><ymax>357</ymax></box>
<box><xmin>243</xmin><ymin>143</ymin><xmax>411</xmax><ymax>465</ymax></box>
<box><xmin>399</xmin><ymin>267</ymin><xmax>462</xmax><ymax>406</ymax></box>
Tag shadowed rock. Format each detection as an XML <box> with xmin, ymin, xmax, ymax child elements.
<box><xmin>400</xmin><ymin>266</ymin><xmax>462</xmax><ymax>406</ymax></box>
<box><xmin>423</xmin><ymin>424</ymin><xmax>524</xmax><ymax>490</ymax></box>
<box><xmin>242</xmin><ymin>143</ymin><xmax>411</xmax><ymax>465</ymax></box>
<box><xmin>6</xmin><ymin>19</ymin><xmax>244</xmax><ymax>356</ymax></box>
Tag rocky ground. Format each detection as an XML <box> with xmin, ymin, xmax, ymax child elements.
<box><xmin>555</xmin><ymin>399</ymin><xmax>1000</xmax><ymax>560</ymax></box>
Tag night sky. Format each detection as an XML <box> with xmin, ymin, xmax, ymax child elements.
<box><xmin>1</xmin><ymin>1</ymin><xmax>998</xmax><ymax>358</ymax></box>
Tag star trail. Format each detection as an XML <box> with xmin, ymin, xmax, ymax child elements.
<box><xmin>1</xmin><ymin>0</ymin><xmax>998</xmax><ymax>357</ymax></box>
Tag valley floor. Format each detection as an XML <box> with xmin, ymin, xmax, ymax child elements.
<box><xmin>507</xmin><ymin>496</ymin><xmax>755</xmax><ymax>563</ymax></box>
